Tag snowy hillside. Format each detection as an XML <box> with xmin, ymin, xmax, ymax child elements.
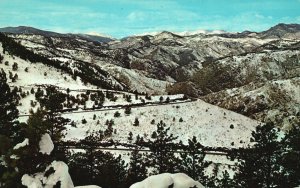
<box><xmin>1</xmin><ymin>23</ymin><xmax>300</xmax><ymax>188</ymax></box>
<box><xmin>0</xmin><ymin>39</ymin><xmax>261</xmax><ymax>149</ymax></box>
<box><xmin>202</xmin><ymin>77</ymin><xmax>300</xmax><ymax>129</ymax></box>
<box><xmin>5</xmin><ymin>24</ymin><xmax>298</xmax><ymax>95</ymax></box>
<box><xmin>0</xmin><ymin>44</ymin><xmax>95</xmax><ymax>90</ymax></box>
<box><xmin>62</xmin><ymin>99</ymin><xmax>259</xmax><ymax>148</ymax></box>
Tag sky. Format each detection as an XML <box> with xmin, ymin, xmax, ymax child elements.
<box><xmin>0</xmin><ymin>0</ymin><xmax>300</xmax><ymax>38</ymax></box>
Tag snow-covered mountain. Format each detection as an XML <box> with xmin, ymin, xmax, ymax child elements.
<box><xmin>0</xmin><ymin>43</ymin><xmax>259</xmax><ymax>149</ymax></box>
<box><xmin>1</xmin><ymin>23</ymin><xmax>300</xmax><ymax>187</ymax></box>
<box><xmin>0</xmin><ymin>23</ymin><xmax>299</xmax><ymax>130</ymax></box>
<box><xmin>0</xmin><ymin>26</ymin><xmax>114</xmax><ymax>43</ymax></box>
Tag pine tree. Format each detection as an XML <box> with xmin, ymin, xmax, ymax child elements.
<box><xmin>125</xmin><ymin>95</ymin><xmax>132</xmax><ymax>102</ymax></box>
<box><xmin>68</xmin><ymin>150</ymin><xmax>127</xmax><ymax>188</ymax></box>
<box><xmin>128</xmin><ymin>132</ymin><xmax>133</xmax><ymax>141</ymax></box>
<box><xmin>159</xmin><ymin>96</ymin><xmax>164</xmax><ymax>103</ymax></box>
<box><xmin>165</xmin><ymin>97</ymin><xmax>170</xmax><ymax>103</ymax></box>
<box><xmin>114</xmin><ymin>111</ymin><xmax>121</xmax><ymax>117</ymax></box>
<box><xmin>133</xmin><ymin>118</ymin><xmax>139</xmax><ymax>126</ymax></box>
<box><xmin>124</xmin><ymin>106</ymin><xmax>131</xmax><ymax>115</ymax></box>
<box><xmin>232</xmin><ymin>123</ymin><xmax>284</xmax><ymax>188</ymax></box>
<box><xmin>126</xmin><ymin>147</ymin><xmax>147</xmax><ymax>186</ymax></box>
<box><xmin>12</xmin><ymin>62</ymin><xmax>18</xmax><ymax>71</ymax></box>
<box><xmin>280</xmin><ymin>124</ymin><xmax>300</xmax><ymax>187</ymax></box>
<box><xmin>178</xmin><ymin>136</ymin><xmax>210</xmax><ymax>185</ymax></box>
<box><xmin>36</xmin><ymin>86</ymin><xmax>70</xmax><ymax>160</ymax></box>
<box><xmin>217</xmin><ymin>170</ymin><xmax>234</xmax><ymax>188</ymax></box>
<box><xmin>147</xmin><ymin>121</ymin><xmax>179</xmax><ymax>174</ymax></box>
<box><xmin>0</xmin><ymin>69</ymin><xmax>22</xmax><ymax>187</ymax></box>
<box><xmin>0</xmin><ymin>69</ymin><xmax>20</xmax><ymax>141</ymax></box>
<box><xmin>14</xmin><ymin>109</ymin><xmax>51</xmax><ymax>177</ymax></box>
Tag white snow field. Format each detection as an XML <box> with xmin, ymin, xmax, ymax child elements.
<box><xmin>63</xmin><ymin>99</ymin><xmax>260</xmax><ymax>148</ymax></box>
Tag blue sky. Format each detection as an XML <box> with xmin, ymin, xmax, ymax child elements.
<box><xmin>0</xmin><ymin>0</ymin><xmax>300</xmax><ymax>38</ymax></box>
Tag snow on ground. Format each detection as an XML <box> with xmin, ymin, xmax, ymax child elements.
<box><xmin>204</xmin><ymin>154</ymin><xmax>236</xmax><ymax>178</ymax></box>
<box><xmin>63</xmin><ymin>99</ymin><xmax>259</xmax><ymax>148</ymax></box>
<box><xmin>219</xmin><ymin>50</ymin><xmax>300</xmax><ymax>82</ymax></box>
<box><xmin>130</xmin><ymin>173</ymin><xmax>204</xmax><ymax>188</ymax></box>
<box><xmin>0</xmin><ymin>43</ymin><xmax>96</xmax><ymax>90</ymax></box>
<box><xmin>101</xmin><ymin>64</ymin><xmax>171</xmax><ymax>95</ymax></box>
<box><xmin>0</xmin><ymin>41</ymin><xmax>263</xmax><ymax>182</ymax></box>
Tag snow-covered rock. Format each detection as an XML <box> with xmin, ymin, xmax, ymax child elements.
<box><xmin>22</xmin><ymin>174</ymin><xmax>43</xmax><ymax>188</ymax></box>
<box><xmin>39</xmin><ymin>133</ymin><xmax>54</xmax><ymax>155</ymax></box>
<box><xmin>130</xmin><ymin>173</ymin><xmax>204</xmax><ymax>188</ymax></box>
<box><xmin>22</xmin><ymin>161</ymin><xmax>74</xmax><ymax>188</ymax></box>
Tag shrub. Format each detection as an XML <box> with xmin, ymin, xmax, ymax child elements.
<box><xmin>133</xmin><ymin>118</ymin><xmax>139</xmax><ymax>126</ymax></box>
<box><xmin>124</xmin><ymin>106</ymin><xmax>131</xmax><ymax>115</ymax></box>
<box><xmin>82</xmin><ymin>118</ymin><xmax>87</xmax><ymax>124</ymax></box>
<box><xmin>12</xmin><ymin>62</ymin><xmax>18</xmax><ymax>71</ymax></box>
<box><xmin>114</xmin><ymin>111</ymin><xmax>121</xmax><ymax>117</ymax></box>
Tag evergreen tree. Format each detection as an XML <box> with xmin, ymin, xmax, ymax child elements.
<box><xmin>12</xmin><ymin>62</ymin><xmax>18</xmax><ymax>71</ymax></box>
<box><xmin>217</xmin><ymin>170</ymin><xmax>234</xmax><ymax>188</ymax></box>
<box><xmin>126</xmin><ymin>147</ymin><xmax>147</xmax><ymax>186</ymax></box>
<box><xmin>37</xmin><ymin>86</ymin><xmax>70</xmax><ymax>160</ymax></box>
<box><xmin>165</xmin><ymin>97</ymin><xmax>170</xmax><ymax>103</ymax></box>
<box><xmin>0</xmin><ymin>69</ymin><xmax>22</xmax><ymax>187</ymax></box>
<box><xmin>125</xmin><ymin>95</ymin><xmax>132</xmax><ymax>102</ymax></box>
<box><xmin>178</xmin><ymin>136</ymin><xmax>210</xmax><ymax>185</ymax></box>
<box><xmin>280</xmin><ymin>124</ymin><xmax>300</xmax><ymax>187</ymax></box>
<box><xmin>128</xmin><ymin>132</ymin><xmax>133</xmax><ymax>141</ymax></box>
<box><xmin>13</xmin><ymin>109</ymin><xmax>52</xmax><ymax>179</ymax></box>
<box><xmin>114</xmin><ymin>111</ymin><xmax>121</xmax><ymax>117</ymax></box>
<box><xmin>232</xmin><ymin>123</ymin><xmax>284</xmax><ymax>188</ymax></box>
<box><xmin>0</xmin><ymin>69</ymin><xmax>20</xmax><ymax>141</ymax></box>
<box><xmin>133</xmin><ymin>118</ymin><xmax>139</xmax><ymax>126</ymax></box>
<box><xmin>159</xmin><ymin>96</ymin><xmax>164</xmax><ymax>103</ymax></box>
<box><xmin>124</xmin><ymin>106</ymin><xmax>131</xmax><ymax>115</ymax></box>
<box><xmin>147</xmin><ymin>122</ymin><xmax>179</xmax><ymax>174</ymax></box>
<box><xmin>104</xmin><ymin>119</ymin><xmax>114</xmax><ymax>137</ymax></box>
<box><xmin>68</xmin><ymin>149</ymin><xmax>127</xmax><ymax>188</ymax></box>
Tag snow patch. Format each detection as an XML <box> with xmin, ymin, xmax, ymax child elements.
<box><xmin>39</xmin><ymin>134</ymin><xmax>54</xmax><ymax>155</ymax></box>
<box><xmin>22</xmin><ymin>174</ymin><xmax>43</xmax><ymax>188</ymax></box>
<box><xmin>13</xmin><ymin>138</ymin><xmax>29</xmax><ymax>150</ymax></box>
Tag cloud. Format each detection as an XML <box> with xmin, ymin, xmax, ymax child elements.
<box><xmin>127</xmin><ymin>12</ymin><xmax>145</xmax><ymax>22</ymax></box>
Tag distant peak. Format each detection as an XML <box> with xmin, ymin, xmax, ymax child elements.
<box><xmin>260</xmin><ymin>23</ymin><xmax>300</xmax><ymax>39</ymax></box>
<box><xmin>269</xmin><ymin>23</ymin><xmax>300</xmax><ymax>31</ymax></box>
<box><xmin>155</xmin><ymin>31</ymin><xmax>183</xmax><ymax>38</ymax></box>
<box><xmin>85</xmin><ymin>31</ymin><xmax>114</xmax><ymax>39</ymax></box>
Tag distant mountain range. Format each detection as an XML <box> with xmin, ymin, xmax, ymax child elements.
<box><xmin>0</xmin><ymin>23</ymin><xmax>299</xmax><ymax>129</ymax></box>
<box><xmin>0</xmin><ymin>26</ymin><xmax>114</xmax><ymax>43</ymax></box>
<box><xmin>1</xmin><ymin>23</ymin><xmax>300</xmax><ymax>41</ymax></box>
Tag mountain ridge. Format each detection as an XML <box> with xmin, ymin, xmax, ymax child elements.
<box><xmin>0</xmin><ymin>22</ymin><xmax>299</xmax><ymax>129</ymax></box>
<box><xmin>0</xmin><ymin>26</ymin><xmax>114</xmax><ymax>43</ymax></box>
<box><xmin>1</xmin><ymin>23</ymin><xmax>300</xmax><ymax>40</ymax></box>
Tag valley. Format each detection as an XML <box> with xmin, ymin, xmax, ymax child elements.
<box><xmin>0</xmin><ymin>23</ymin><xmax>299</xmax><ymax>187</ymax></box>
